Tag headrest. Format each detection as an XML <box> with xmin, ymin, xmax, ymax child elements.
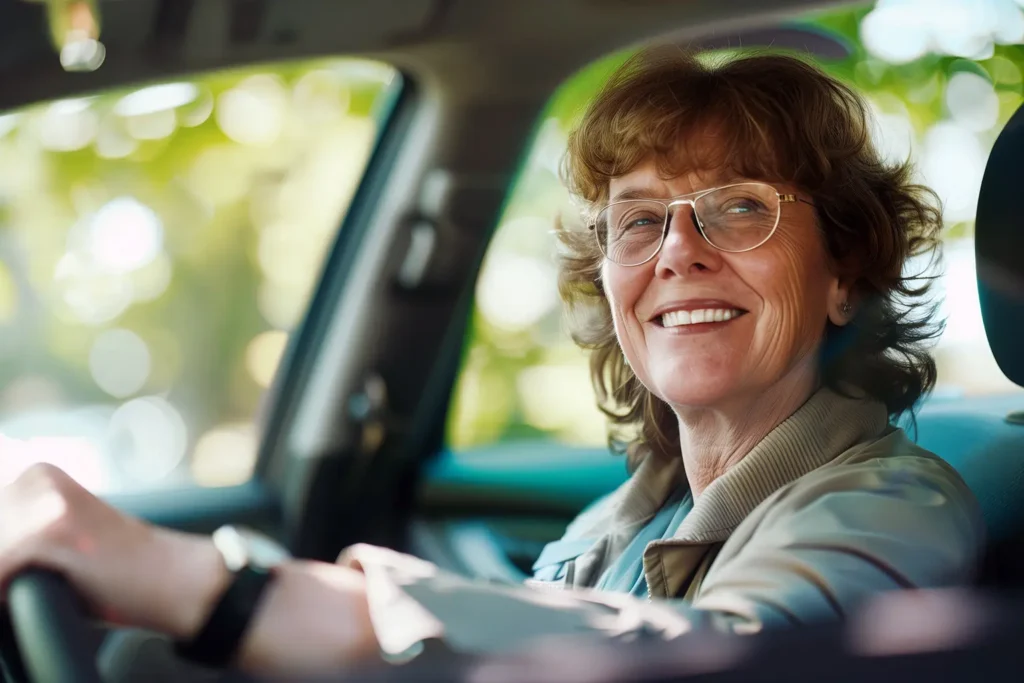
<box><xmin>976</xmin><ymin>101</ymin><xmax>1024</xmax><ymax>387</ymax></box>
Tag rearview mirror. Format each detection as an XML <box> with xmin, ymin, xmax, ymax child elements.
<box><xmin>22</xmin><ymin>0</ymin><xmax>105</xmax><ymax>72</ymax></box>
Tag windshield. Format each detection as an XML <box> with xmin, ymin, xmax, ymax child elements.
<box><xmin>0</xmin><ymin>59</ymin><xmax>397</xmax><ymax>493</ymax></box>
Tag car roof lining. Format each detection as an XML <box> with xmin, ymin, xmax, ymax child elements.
<box><xmin>0</xmin><ymin>0</ymin><xmax>859</xmax><ymax>110</ymax></box>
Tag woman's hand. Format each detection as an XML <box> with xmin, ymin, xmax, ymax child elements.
<box><xmin>0</xmin><ymin>462</ymin><xmax>228</xmax><ymax>637</ymax></box>
<box><xmin>0</xmin><ymin>462</ymin><xmax>379</xmax><ymax>674</ymax></box>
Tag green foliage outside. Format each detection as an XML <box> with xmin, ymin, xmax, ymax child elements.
<box><xmin>0</xmin><ymin>59</ymin><xmax>393</xmax><ymax>490</ymax></box>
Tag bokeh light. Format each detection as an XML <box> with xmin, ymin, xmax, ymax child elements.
<box><xmin>257</xmin><ymin>281</ymin><xmax>305</xmax><ymax>330</ymax></box>
<box><xmin>292</xmin><ymin>69</ymin><xmax>351</xmax><ymax>125</ymax></box>
<box><xmin>190</xmin><ymin>423</ymin><xmax>259</xmax><ymax>487</ymax></box>
<box><xmin>180</xmin><ymin>89</ymin><xmax>214</xmax><ymax>128</ymax></box>
<box><xmin>516</xmin><ymin>363</ymin><xmax>607</xmax><ymax>443</ymax></box>
<box><xmin>128</xmin><ymin>253</ymin><xmax>173</xmax><ymax>302</ymax></box>
<box><xmin>476</xmin><ymin>253</ymin><xmax>559</xmax><ymax>331</ymax></box>
<box><xmin>919</xmin><ymin>122</ymin><xmax>988</xmax><ymax>224</ymax></box>
<box><xmin>946</xmin><ymin>71</ymin><xmax>999</xmax><ymax>132</ymax></box>
<box><xmin>245</xmin><ymin>330</ymin><xmax>289</xmax><ymax>388</ymax></box>
<box><xmin>187</xmin><ymin>145</ymin><xmax>253</xmax><ymax>206</ymax></box>
<box><xmin>868</xmin><ymin>96</ymin><xmax>916</xmax><ymax>164</ymax></box>
<box><xmin>94</xmin><ymin>117</ymin><xmax>138</xmax><ymax>159</ymax></box>
<box><xmin>107</xmin><ymin>396</ymin><xmax>188</xmax><ymax>484</ymax></box>
<box><xmin>89</xmin><ymin>328</ymin><xmax>152</xmax><ymax>398</ymax></box>
<box><xmin>37</xmin><ymin>98</ymin><xmax>97</xmax><ymax>151</ymax></box>
<box><xmin>76</xmin><ymin>197</ymin><xmax>164</xmax><ymax>273</ymax></box>
<box><xmin>861</xmin><ymin>0</ymin><xmax>1024</xmax><ymax>63</ymax></box>
<box><xmin>114</xmin><ymin>83</ymin><xmax>199</xmax><ymax>117</ymax></box>
<box><xmin>124</xmin><ymin>109</ymin><xmax>177</xmax><ymax>141</ymax></box>
<box><xmin>216</xmin><ymin>75</ymin><xmax>289</xmax><ymax>147</ymax></box>
<box><xmin>53</xmin><ymin>252</ymin><xmax>134</xmax><ymax>325</ymax></box>
<box><xmin>257</xmin><ymin>220</ymin><xmax>324</xmax><ymax>291</ymax></box>
<box><xmin>860</xmin><ymin>4</ymin><xmax>930</xmax><ymax>64</ymax></box>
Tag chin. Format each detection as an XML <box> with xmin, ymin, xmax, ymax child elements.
<box><xmin>647</xmin><ymin>358</ymin><xmax>744</xmax><ymax>409</ymax></box>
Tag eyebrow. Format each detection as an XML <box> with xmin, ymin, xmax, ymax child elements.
<box><xmin>608</xmin><ymin>176</ymin><xmax>764</xmax><ymax>203</ymax></box>
<box><xmin>608</xmin><ymin>187</ymin><xmax>665</xmax><ymax>202</ymax></box>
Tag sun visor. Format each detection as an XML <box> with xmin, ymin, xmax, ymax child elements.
<box><xmin>976</xmin><ymin>101</ymin><xmax>1024</xmax><ymax>387</ymax></box>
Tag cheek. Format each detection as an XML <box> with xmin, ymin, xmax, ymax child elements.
<box><xmin>602</xmin><ymin>264</ymin><xmax>648</xmax><ymax>352</ymax></box>
<box><xmin>747</xmin><ymin>234</ymin><xmax>833</xmax><ymax>348</ymax></box>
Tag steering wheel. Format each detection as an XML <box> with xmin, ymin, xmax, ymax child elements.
<box><xmin>4</xmin><ymin>570</ymin><xmax>103</xmax><ymax>683</ymax></box>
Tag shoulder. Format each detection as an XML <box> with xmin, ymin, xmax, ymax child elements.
<box><xmin>744</xmin><ymin>426</ymin><xmax>983</xmax><ymax>549</ymax></box>
<box><xmin>811</xmin><ymin>426</ymin><xmax>976</xmax><ymax>506</ymax></box>
<box><xmin>709</xmin><ymin>430</ymin><xmax>985</xmax><ymax>591</ymax></box>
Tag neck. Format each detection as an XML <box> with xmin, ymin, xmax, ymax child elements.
<box><xmin>674</xmin><ymin>362</ymin><xmax>818</xmax><ymax>497</ymax></box>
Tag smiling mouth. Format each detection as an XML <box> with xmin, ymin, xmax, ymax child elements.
<box><xmin>658</xmin><ymin>308</ymin><xmax>747</xmax><ymax>328</ymax></box>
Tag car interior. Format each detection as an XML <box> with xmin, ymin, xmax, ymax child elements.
<box><xmin>0</xmin><ymin>0</ymin><xmax>1023</xmax><ymax>681</ymax></box>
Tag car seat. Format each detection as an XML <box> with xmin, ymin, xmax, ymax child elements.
<box><xmin>927</xmin><ymin>99</ymin><xmax>1024</xmax><ymax>586</ymax></box>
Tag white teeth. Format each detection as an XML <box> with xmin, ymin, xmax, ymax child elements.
<box><xmin>661</xmin><ymin>308</ymin><xmax>743</xmax><ymax>328</ymax></box>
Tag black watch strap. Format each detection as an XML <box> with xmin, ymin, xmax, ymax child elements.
<box><xmin>174</xmin><ymin>564</ymin><xmax>276</xmax><ymax>668</ymax></box>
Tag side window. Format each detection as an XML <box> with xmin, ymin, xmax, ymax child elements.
<box><xmin>446</xmin><ymin>55</ymin><xmax>625</xmax><ymax>452</ymax></box>
<box><xmin>448</xmin><ymin>6</ymin><xmax>1024</xmax><ymax>453</ymax></box>
<box><xmin>0</xmin><ymin>59</ymin><xmax>397</xmax><ymax>492</ymax></box>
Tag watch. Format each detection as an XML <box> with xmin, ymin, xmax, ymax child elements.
<box><xmin>174</xmin><ymin>525</ymin><xmax>291</xmax><ymax>668</ymax></box>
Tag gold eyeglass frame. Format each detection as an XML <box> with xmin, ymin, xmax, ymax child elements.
<box><xmin>588</xmin><ymin>182</ymin><xmax>814</xmax><ymax>267</ymax></box>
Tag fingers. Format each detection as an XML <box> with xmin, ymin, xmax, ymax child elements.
<box><xmin>0</xmin><ymin>464</ymin><xmax>79</xmax><ymax>594</ymax></box>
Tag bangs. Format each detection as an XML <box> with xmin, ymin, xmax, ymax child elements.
<box><xmin>632</xmin><ymin>104</ymin><xmax>792</xmax><ymax>192</ymax></box>
<box><xmin>563</xmin><ymin>47</ymin><xmax>864</xmax><ymax>205</ymax></box>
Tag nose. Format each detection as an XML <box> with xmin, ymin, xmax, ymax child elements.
<box><xmin>653</xmin><ymin>202</ymin><xmax>723</xmax><ymax>278</ymax></box>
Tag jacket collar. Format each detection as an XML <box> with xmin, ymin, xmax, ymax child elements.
<box><xmin>671</xmin><ymin>386</ymin><xmax>889</xmax><ymax>543</ymax></box>
<box><xmin>573</xmin><ymin>387</ymin><xmax>890</xmax><ymax>549</ymax></box>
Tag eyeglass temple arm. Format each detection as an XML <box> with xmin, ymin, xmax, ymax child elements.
<box><xmin>779</xmin><ymin>193</ymin><xmax>815</xmax><ymax>207</ymax></box>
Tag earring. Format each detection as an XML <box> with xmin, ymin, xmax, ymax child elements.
<box><xmin>840</xmin><ymin>301</ymin><xmax>853</xmax><ymax>315</ymax></box>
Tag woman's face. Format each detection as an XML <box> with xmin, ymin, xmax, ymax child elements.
<box><xmin>602</xmin><ymin>157</ymin><xmax>851</xmax><ymax>410</ymax></box>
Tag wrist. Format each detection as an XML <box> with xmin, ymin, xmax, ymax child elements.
<box><xmin>151</xmin><ymin>529</ymin><xmax>231</xmax><ymax>639</ymax></box>
<box><xmin>174</xmin><ymin>525</ymin><xmax>294</xmax><ymax>668</ymax></box>
<box><xmin>235</xmin><ymin>560</ymin><xmax>378</xmax><ymax>673</ymax></box>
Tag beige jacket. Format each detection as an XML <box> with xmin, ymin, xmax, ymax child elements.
<box><xmin>340</xmin><ymin>388</ymin><xmax>984</xmax><ymax>661</ymax></box>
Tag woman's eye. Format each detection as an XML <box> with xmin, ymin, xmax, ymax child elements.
<box><xmin>628</xmin><ymin>217</ymin><xmax>657</xmax><ymax>227</ymax></box>
<box><xmin>621</xmin><ymin>213</ymin><xmax>662</xmax><ymax>230</ymax></box>
<box><xmin>722</xmin><ymin>199</ymin><xmax>762</xmax><ymax>214</ymax></box>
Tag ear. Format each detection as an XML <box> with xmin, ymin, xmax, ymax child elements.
<box><xmin>826</xmin><ymin>275</ymin><xmax>856</xmax><ymax>326</ymax></box>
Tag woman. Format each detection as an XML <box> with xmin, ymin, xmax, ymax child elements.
<box><xmin>0</xmin><ymin>48</ymin><xmax>982</xmax><ymax>674</ymax></box>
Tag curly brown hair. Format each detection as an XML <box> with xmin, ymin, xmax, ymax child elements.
<box><xmin>556</xmin><ymin>47</ymin><xmax>944</xmax><ymax>470</ymax></box>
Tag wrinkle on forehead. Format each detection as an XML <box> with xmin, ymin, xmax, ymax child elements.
<box><xmin>609</xmin><ymin>165</ymin><xmax>745</xmax><ymax>201</ymax></box>
<box><xmin>607</xmin><ymin>122</ymin><xmax>790</xmax><ymax>202</ymax></box>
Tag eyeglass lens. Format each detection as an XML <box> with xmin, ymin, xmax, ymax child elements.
<box><xmin>596</xmin><ymin>183</ymin><xmax>780</xmax><ymax>265</ymax></box>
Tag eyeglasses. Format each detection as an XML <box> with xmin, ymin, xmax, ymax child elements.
<box><xmin>589</xmin><ymin>182</ymin><xmax>813</xmax><ymax>267</ymax></box>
